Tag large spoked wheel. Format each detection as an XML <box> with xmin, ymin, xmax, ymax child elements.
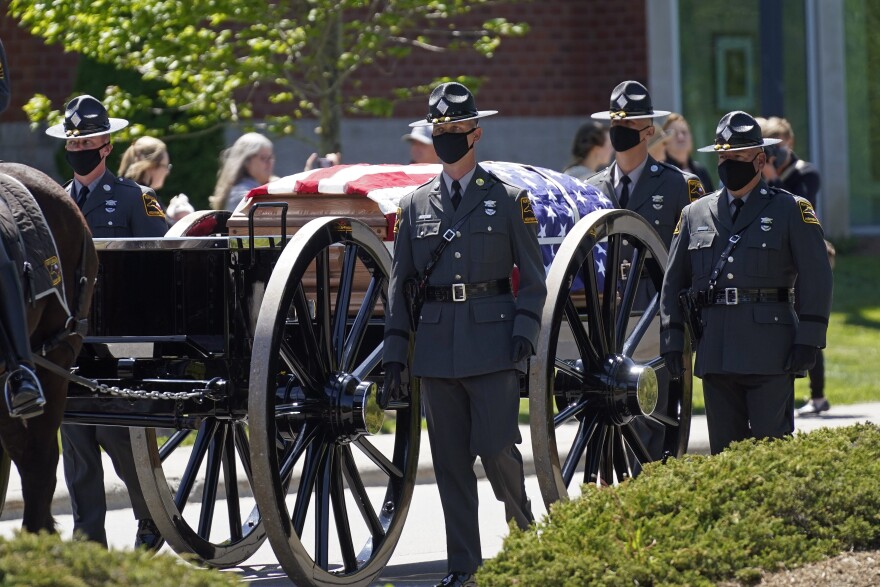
<box><xmin>530</xmin><ymin>209</ymin><xmax>693</xmax><ymax>507</ymax></box>
<box><xmin>131</xmin><ymin>420</ymin><xmax>267</xmax><ymax>565</ymax></box>
<box><xmin>249</xmin><ymin>217</ymin><xmax>420</xmax><ymax>587</ymax></box>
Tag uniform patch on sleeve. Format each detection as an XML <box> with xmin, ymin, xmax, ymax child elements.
<box><xmin>673</xmin><ymin>215</ymin><xmax>682</xmax><ymax>235</ymax></box>
<box><xmin>142</xmin><ymin>193</ymin><xmax>165</xmax><ymax>217</ymax></box>
<box><xmin>393</xmin><ymin>207</ymin><xmax>402</xmax><ymax>235</ymax></box>
<box><xmin>687</xmin><ymin>178</ymin><xmax>705</xmax><ymax>202</ymax></box>
<box><xmin>43</xmin><ymin>256</ymin><xmax>62</xmax><ymax>286</ymax></box>
<box><xmin>798</xmin><ymin>200</ymin><xmax>820</xmax><ymax>225</ymax></box>
<box><xmin>520</xmin><ymin>197</ymin><xmax>537</xmax><ymax>224</ymax></box>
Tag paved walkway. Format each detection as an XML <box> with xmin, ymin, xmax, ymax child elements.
<box><xmin>3</xmin><ymin>401</ymin><xmax>879</xmax><ymax>521</ymax></box>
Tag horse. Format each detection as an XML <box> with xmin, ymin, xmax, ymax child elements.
<box><xmin>0</xmin><ymin>161</ymin><xmax>97</xmax><ymax>533</ymax></box>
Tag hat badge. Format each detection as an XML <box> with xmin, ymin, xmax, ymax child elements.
<box><xmin>70</xmin><ymin>112</ymin><xmax>82</xmax><ymax>127</ymax></box>
<box><xmin>760</xmin><ymin>217</ymin><xmax>773</xmax><ymax>232</ymax></box>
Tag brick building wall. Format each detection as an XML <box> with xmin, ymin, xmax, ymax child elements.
<box><xmin>0</xmin><ymin>1</ymin><xmax>647</xmax><ymax>174</ymax></box>
<box><xmin>0</xmin><ymin>11</ymin><xmax>79</xmax><ymax>122</ymax></box>
<box><xmin>1</xmin><ymin>0</ymin><xmax>646</xmax><ymax>121</ymax></box>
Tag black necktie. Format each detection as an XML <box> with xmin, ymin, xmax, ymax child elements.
<box><xmin>731</xmin><ymin>198</ymin><xmax>744</xmax><ymax>223</ymax></box>
<box><xmin>619</xmin><ymin>175</ymin><xmax>631</xmax><ymax>208</ymax></box>
<box><xmin>76</xmin><ymin>185</ymin><xmax>90</xmax><ymax>210</ymax></box>
<box><xmin>451</xmin><ymin>180</ymin><xmax>462</xmax><ymax>210</ymax></box>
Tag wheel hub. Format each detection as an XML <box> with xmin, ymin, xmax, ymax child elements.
<box><xmin>604</xmin><ymin>355</ymin><xmax>658</xmax><ymax>425</ymax></box>
<box><xmin>328</xmin><ymin>373</ymin><xmax>384</xmax><ymax>439</ymax></box>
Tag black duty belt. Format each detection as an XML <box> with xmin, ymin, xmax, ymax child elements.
<box><xmin>424</xmin><ymin>278</ymin><xmax>511</xmax><ymax>302</ymax></box>
<box><xmin>710</xmin><ymin>287</ymin><xmax>795</xmax><ymax>306</ymax></box>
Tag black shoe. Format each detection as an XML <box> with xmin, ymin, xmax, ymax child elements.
<box><xmin>5</xmin><ymin>367</ymin><xmax>45</xmax><ymax>419</ymax></box>
<box><xmin>135</xmin><ymin>518</ymin><xmax>163</xmax><ymax>550</ymax></box>
<box><xmin>436</xmin><ymin>571</ymin><xmax>477</xmax><ymax>587</ymax></box>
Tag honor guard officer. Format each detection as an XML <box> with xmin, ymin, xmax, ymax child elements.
<box><xmin>586</xmin><ymin>80</ymin><xmax>705</xmax><ymax>461</ymax></box>
<box><xmin>46</xmin><ymin>95</ymin><xmax>168</xmax><ymax>237</ymax></box>
<box><xmin>381</xmin><ymin>82</ymin><xmax>547</xmax><ymax>587</ymax></box>
<box><xmin>659</xmin><ymin>111</ymin><xmax>833</xmax><ymax>455</ymax></box>
<box><xmin>586</xmin><ymin>80</ymin><xmax>704</xmax><ymax>249</ymax></box>
<box><xmin>0</xmin><ymin>36</ymin><xmax>46</xmax><ymax>419</ymax></box>
<box><xmin>46</xmin><ymin>95</ymin><xmax>166</xmax><ymax>549</ymax></box>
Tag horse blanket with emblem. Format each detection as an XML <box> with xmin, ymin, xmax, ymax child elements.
<box><xmin>0</xmin><ymin>172</ymin><xmax>69</xmax><ymax>314</ymax></box>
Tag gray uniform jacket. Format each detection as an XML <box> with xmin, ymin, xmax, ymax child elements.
<box><xmin>586</xmin><ymin>156</ymin><xmax>704</xmax><ymax>248</ymax></box>
<box><xmin>659</xmin><ymin>181</ymin><xmax>833</xmax><ymax>376</ymax></box>
<box><xmin>384</xmin><ymin>164</ymin><xmax>547</xmax><ymax>379</ymax></box>
<box><xmin>66</xmin><ymin>170</ymin><xmax>168</xmax><ymax>238</ymax></box>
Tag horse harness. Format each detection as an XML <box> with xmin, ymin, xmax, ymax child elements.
<box><xmin>0</xmin><ymin>172</ymin><xmax>92</xmax><ymax>365</ymax></box>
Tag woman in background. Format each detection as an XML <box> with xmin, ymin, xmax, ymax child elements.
<box><xmin>563</xmin><ymin>120</ymin><xmax>613</xmax><ymax>180</ymax></box>
<box><xmin>118</xmin><ymin>136</ymin><xmax>172</xmax><ymax>191</ymax></box>
<box><xmin>209</xmin><ymin>132</ymin><xmax>275</xmax><ymax>212</ymax></box>
<box><xmin>662</xmin><ymin>113</ymin><xmax>715</xmax><ymax>191</ymax></box>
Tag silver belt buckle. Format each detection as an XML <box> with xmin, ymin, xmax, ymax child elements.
<box><xmin>452</xmin><ymin>283</ymin><xmax>467</xmax><ymax>302</ymax></box>
<box><xmin>724</xmin><ymin>288</ymin><xmax>739</xmax><ymax>305</ymax></box>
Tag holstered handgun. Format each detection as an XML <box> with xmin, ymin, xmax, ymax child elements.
<box><xmin>403</xmin><ymin>276</ymin><xmax>426</xmax><ymax>332</ymax></box>
<box><xmin>678</xmin><ymin>289</ymin><xmax>704</xmax><ymax>344</ymax></box>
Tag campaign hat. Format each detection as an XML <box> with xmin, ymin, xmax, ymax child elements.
<box><xmin>409</xmin><ymin>82</ymin><xmax>497</xmax><ymax>127</ymax></box>
<box><xmin>591</xmin><ymin>80</ymin><xmax>671</xmax><ymax>121</ymax></box>
<box><xmin>697</xmin><ymin>110</ymin><xmax>782</xmax><ymax>153</ymax></box>
<box><xmin>45</xmin><ymin>94</ymin><xmax>128</xmax><ymax>139</ymax></box>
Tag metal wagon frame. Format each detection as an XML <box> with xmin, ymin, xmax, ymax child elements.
<box><xmin>4</xmin><ymin>162</ymin><xmax>694</xmax><ymax>587</ymax></box>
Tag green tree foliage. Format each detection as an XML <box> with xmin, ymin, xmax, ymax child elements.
<box><xmin>9</xmin><ymin>0</ymin><xmax>528</xmax><ymax>153</ymax></box>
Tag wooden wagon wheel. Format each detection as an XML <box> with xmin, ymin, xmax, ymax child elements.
<box><xmin>129</xmin><ymin>206</ymin><xmax>263</xmax><ymax>565</ymax></box>
<box><xmin>530</xmin><ymin>208</ymin><xmax>693</xmax><ymax>507</ymax></box>
<box><xmin>249</xmin><ymin>217</ymin><xmax>420</xmax><ymax>587</ymax></box>
<box><xmin>131</xmin><ymin>422</ymin><xmax>266</xmax><ymax>565</ymax></box>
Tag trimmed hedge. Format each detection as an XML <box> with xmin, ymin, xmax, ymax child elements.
<box><xmin>0</xmin><ymin>532</ymin><xmax>239</xmax><ymax>586</ymax></box>
<box><xmin>479</xmin><ymin>424</ymin><xmax>880</xmax><ymax>586</ymax></box>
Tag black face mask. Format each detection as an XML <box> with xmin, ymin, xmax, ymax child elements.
<box><xmin>433</xmin><ymin>128</ymin><xmax>476</xmax><ymax>164</ymax></box>
<box><xmin>609</xmin><ymin>125</ymin><xmax>647</xmax><ymax>152</ymax></box>
<box><xmin>65</xmin><ymin>142</ymin><xmax>109</xmax><ymax>176</ymax></box>
<box><xmin>718</xmin><ymin>154</ymin><xmax>759</xmax><ymax>192</ymax></box>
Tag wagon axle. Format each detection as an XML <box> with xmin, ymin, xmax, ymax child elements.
<box><xmin>555</xmin><ymin>355</ymin><xmax>657</xmax><ymax>426</ymax></box>
<box><xmin>275</xmin><ymin>372</ymin><xmax>384</xmax><ymax>441</ymax></box>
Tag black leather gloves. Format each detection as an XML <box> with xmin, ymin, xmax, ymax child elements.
<box><xmin>663</xmin><ymin>352</ymin><xmax>684</xmax><ymax>381</ymax></box>
<box><xmin>511</xmin><ymin>336</ymin><xmax>534</xmax><ymax>362</ymax></box>
<box><xmin>787</xmin><ymin>344</ymin><xmax>819</xmax><ymax>373</ymax></box>
<box><xmin>378</xmin><ymin>362</ymin><xmax>404</xmax><ymax>409</ymax></box>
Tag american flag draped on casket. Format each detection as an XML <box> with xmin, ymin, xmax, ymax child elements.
<box><xmin>246</xmin><ymin>162</ymin><xmax>613</xmax><ymax>279</ymax></box>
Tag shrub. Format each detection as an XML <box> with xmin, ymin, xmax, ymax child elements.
<box><xmin>0</xmin><ymin>532</ymin><xmax>239</xmax><ymax>586</ymax></box>
<box><xmin>479</xmin><ymin>423</ymin><xmax>880</xmax><ymax>586</ymax></box>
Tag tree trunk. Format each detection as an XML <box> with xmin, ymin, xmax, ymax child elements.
<box><xmin>318</xmin><ymin>13</ymin><xmax>343</xmax><ymax>156</ymax></box>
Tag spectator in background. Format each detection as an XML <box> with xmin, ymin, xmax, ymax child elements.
<box><xmin>663</xmin><ymin>113</ymin><xmax>716</xmax><ymax>192</ymax></box>
<box><xmin>647</xmin><ymin>123</ymin><xmax>670</xmax><ymax>162</ymax></box>
<box><xmin>759</xmin><ymin>116</ymin><xmax>832</xmax><ymax>418</ymax></box>
<box><xmin>401</xmin><ymin>124</ymin><xmax>439</xmax><ymax>164</ymax></box>
<box><xmin>210</xmin><ymin>132</ymin><xmax>275</xmax><ymax>212</ymax></box>
<box><xmin>117</xmin><ymin>136</ymin><xmax>172</xmax><ymax>193</ymax></box>
<box><xmin>165</xmin><ymin>194</ymin><xmax>195</xmax><ymax>224</ymax></box>
<box><xmin>304</xmin><ymin>151</ymin><xmax>342</xmax><ymax>171</ymax></box>
<box><xmin>563</xmin><ymin>120</ymin><xmax>612</xmax><ymax>180</ymax></box>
